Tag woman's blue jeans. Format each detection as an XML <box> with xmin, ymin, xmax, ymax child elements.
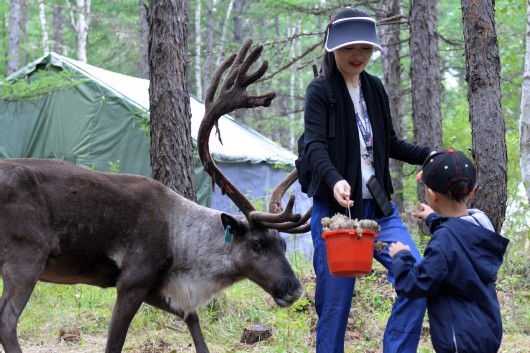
<box><xmin>311</xmin><ymin>197</ymin><xmax>427</xmax><ymax>353</ymax></box>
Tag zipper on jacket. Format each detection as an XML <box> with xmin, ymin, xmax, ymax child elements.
<box><xmin>452</xmin><ymin>324</ymin><xmax>459</xmax><ymax>352</ymax></box>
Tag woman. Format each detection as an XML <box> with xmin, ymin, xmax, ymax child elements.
<box><xmin>302</xmin><ymin>7</ymin><xmax>432</xmax><ymax>353</ymax></box>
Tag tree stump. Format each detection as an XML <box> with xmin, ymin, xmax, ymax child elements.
<box><xmin>240</xmin><ymin>324</ymin><xmax>272</xmax><ymax>344</ymax></box>
<box><xmin>58</xmin><ymin>326</ymin><xmax>81</xmax><ymax>343</ymax></box>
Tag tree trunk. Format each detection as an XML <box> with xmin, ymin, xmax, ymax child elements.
<box><xmin>20</xmin><ymin>0</ymin><xmax>27</xmax><ymax>66</ymax></box>
<box><xmin>76</xmin><ymin>0</ymin><xmax>90</xmax><ymax>62</ymax></box>
<box><xmin>231</xmin><ymin>0</ymin><xmax>245</xmax><ymax>124</ymax></box>
<box><xmin>39</xmin><ymin>0</ymin><xmax>50</xmax><ymax>55</ymax></box>
<box><xmin>53</xmin><ymin>3</ymin><xmax>63</xmax><ymax>54</ymax></box>
<box><xmin>203</xmin><ymin>1</ymin><xmax>214</xmax><ymax>99</ymax></box>
<box><xmin>293</xmin><ymin>18</ymin><xmax>303</xmax><ymax>151</ymax></box>
<box><xmin>215</xmin><ymin>0</ymin><xmax>234</xmax><ymax>67</ymax></box>
<box><xmin>409</xmin><ymin>0</ymin><xmax>443</xmax><ymax>209</ymax></box>
<box><xmin>148</xmin><ymin>0</ymin><xmax>196</xmax><ymax>201</ymax></box>
<box><xmin>240</xmin><ymin>324</ymin><xmax>273</xmax><ymax>344</ymax></box>
<box><xmin>139</xmin><ymin>0</ymin><xmax>149</xmax><ymax>79</ymax></box>
<box><xmin>67</xmin><ymin>0</ymin><xmax>90</xmax><ymax>62</ymax></box>
<box><xmin>7</xmin><ymin>0</ymin><xmax>22</xmax><ymax>76</ymax></box>
<box><xmin>194</xmin><ymin>0</ymin><xmax>202</xmax><ymax>98</ymax></box>
<box><xmin>521</xmin><ymin>0</ymin><xmax>530</xmax><ymax>203</ymax></box>
<box><xmin>461</xmin><ymin>0</ymin><xmax>507</xmax><ymax>230</ymax></box>
<box><xmin>379</xmin><ymin>0</ymin><xmax>405</xmax><ymax>212</ymax></box>
<box><xmin>233</xmin><ymin>0</ymin><xmax>244</xmax><ymax>44</ymax></box>
<box><xmin>288</xmin><ymin>20</ymin><xmax>296</xmax><ymax>150</ymax></box>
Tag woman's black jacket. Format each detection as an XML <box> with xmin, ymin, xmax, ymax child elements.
<box><xmin>302</xmin><ymin>70</ymin><xmax>432</xmax><ymax>218</ymax></box>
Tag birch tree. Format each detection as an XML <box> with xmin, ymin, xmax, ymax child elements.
<box><xmin>148</xmin><ymin>0</ymin><xmax>196</xmax><ymax>200</ymax></box>
<box><xmin>203</xmin><ymin>1</ymin><xmax>215</xmax><ymax>97</ymax></box>
<box><xmin>215</xmin><ymin>0</ymin><xmax>234</xmax><ymax>67</ymax></box>
<box><xmin>38</xmin><ymin>0</ymin><xmax>50</xmax><ymax>55</ymax></box>
<box><xmin>461</xmin><ymin>0</ymin><xmax>507</xmax><ymax>230</ymax></box>
<box><xmin>520</xmin><ymin>0</ymin><xmax>530</xmax><ymax>202</ymax></box>
<box><xmin>288</xmin><ymin>20</ymin><xmax>299</xmax><ymax>150</ymax></box>
<box><xmin>7</xmin><ymin>0</ymin><xmax>22</xmax><ymax>76</ymax></box>
<box><xmin>66</xmin><ymin>0</ymin><xmax>91</xmax><ymax>62</ymax></box>
<box><xmin>139</xmin><ymin>0</ymin><xmax>149</xmax><ymax>79</ymax></box>
<box><xmin>194</xmin><ymin>0</ymin><xmax>203</xmax><ymax>98</ymax></box>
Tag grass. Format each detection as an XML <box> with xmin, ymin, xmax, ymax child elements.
<box><xmin>3</xmin><ymin>244</ymin><xmax>530</xmax><ymax>353</ymax></box>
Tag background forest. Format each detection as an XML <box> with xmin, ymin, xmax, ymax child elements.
<box><xmin>2</xmin><ymin>0</ymin><xmax>525</xmax><ymax>149</ymax></box>
<box><xmin>1</xmin><ymin>0</ymin><xmax>530</xmax><ymax>352</ymax></box>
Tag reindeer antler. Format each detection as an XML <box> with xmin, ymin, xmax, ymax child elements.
<box><xmin>198</xmin><ymin>39</ymin><xmax>311</xmax><ymax>234</ymax></box>
<box><xmin>265</xmin><ymin>170</ymin><xmax>312</xmax><ymax>233</ymax></box>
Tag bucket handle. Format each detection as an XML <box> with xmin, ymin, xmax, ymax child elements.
<box><xmin>345</xmin><ymin>197</ymin><xmax>352</xmax><ymax>220</ymax></box>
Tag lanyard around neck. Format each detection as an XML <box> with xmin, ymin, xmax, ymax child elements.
<box><xmin>355</xmin><ymin>86</ymin><xmax>373</xmax><ymax>154</ymax></box>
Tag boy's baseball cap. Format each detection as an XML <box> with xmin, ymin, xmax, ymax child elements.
<box><xmin>417</xmin><ymin>149</ymin><xmax>477</xmax><ymax>195</ymax></box>
<box><xmin>325</xmin><ymin>17</ymin><xmax>383</xmax><ymax>52</ymax></box>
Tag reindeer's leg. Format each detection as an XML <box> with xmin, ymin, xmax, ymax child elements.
<box><xmin>144</xmin><ymin>292</ymin><xmax>210</xmax><ymax>353</ymax></box>
<box><xmin>183</xmin><ymin>311</ymin><xmax>210</xmax><ymax>353</ymax></box>
<box><xmin>0</xmin><ymin>254</ymin><xmax>45</xmax><ymax>353</ymax></box>
<box><xmin>105</xmin><ymin>279</ymin><xmax>153</xmax><ymax>353</ymax></box>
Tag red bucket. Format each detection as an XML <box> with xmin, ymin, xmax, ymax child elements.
<box><xmin>321</xmin><ymin>229</ymin><xmax>377</xmax><ymax>277</ymax></box>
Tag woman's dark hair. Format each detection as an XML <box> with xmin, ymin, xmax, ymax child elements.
<box><xmin>321</xmin><ymin>8</ymin><xmax>372</xmax><ymax>79</ymax></box>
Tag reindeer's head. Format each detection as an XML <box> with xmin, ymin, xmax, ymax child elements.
<box><xmin>198</xmin><ymin>39</ymin><xmax>311</xmax><ymax>235</ymax></box>
<box><xmin>197</xmin><ymin>39</ymin><xmax>311</xmax><ymax>307</ymax></box>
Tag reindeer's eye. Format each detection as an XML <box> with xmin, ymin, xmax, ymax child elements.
<box><xmin>251</xmin><ymin>240</ymin><xmax>264</xmax><ymax>251</ymax></box>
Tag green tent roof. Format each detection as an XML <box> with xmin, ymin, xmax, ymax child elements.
<box><xmin>3</xmin><ymin>52</ymin><xmax>296</xmax><ymax>166</ymax></box>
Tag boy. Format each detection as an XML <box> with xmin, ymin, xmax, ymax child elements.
<box><xmin>389</xmin><ymin>149</ymin><xmax>509</xmax><ymax>353</ymax></box>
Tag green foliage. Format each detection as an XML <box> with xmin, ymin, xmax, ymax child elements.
<box><xmin>441</xmin><ymin>85</ymin><xmax>472</xmax><ymax>151</ymax></box>
<box><xmin>0</xmin><ymin>67</ymin><xmax>86</xmax><ymax>101</ymax></box>
<box><xmin>108</xmin><ymin>160</ymin><xmax>121</xmax><ymax>174</ymax></box>
<box><xmin>247</xmin><ymin>190</ymin><xmax>268</xmax><ymax>212</ymax></box>
<box><xmin>0</xmin><ymin>0</ymin><xmax>8</xmax><ymax>75</ymax></box>
<box><xmin>87</xmin><ymin>2</ymin><xmax>144</xmax><ymax>77</ymax></box>
<box><xmin>132</xmin><ymin>107</ymin><xmax>151</xmax><ymax>141</ymax></box>
<box><xmin>1</xmin><ymin>1</ymin><xmax>143</xmax><ymax>79</ymax></box>
<box><xmin>497</xmin><ymin>272</ymin><xmax>530</xmax><ymax>336</ymax></box>
<box><xmin>437</xmin><ymin>0</ymin><xmax>466</xmax><ymax>87</ymax></box>
<box><xmin>88</xmin><ymin>160</ymin><xmax>122</xmax><ymax>173</ymax></box>
<box><xmin>17</xmin><ymin>282</ymin><xmax>115</xmax><ymax>345</ymax></box>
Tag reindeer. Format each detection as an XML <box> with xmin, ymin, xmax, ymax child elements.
<box><xmin>0</xmin><ymin>39</ymin><xmax>310</xmax><ymax>353</ymax></box>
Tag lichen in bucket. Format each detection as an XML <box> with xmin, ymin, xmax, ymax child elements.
<box><xmin>321</xmin><ymin>213</ymin><xmax>381</xmax><ymax>233</ymax></box>
<box><xmin>321</xmin><ymin>214</ymin><xmax>386</xmax><ymax>252</ymax></box>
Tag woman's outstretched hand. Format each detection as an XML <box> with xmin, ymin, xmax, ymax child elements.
<box><xmin>333</xmin><ymin>180</ymin><xmax>354</xmax><ymax>208</ymax></box>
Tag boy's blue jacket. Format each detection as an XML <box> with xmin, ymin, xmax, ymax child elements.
<box><xmin>392</xmin><ymin>213</ymin><xmax>509</xmax><ymax>353</ymax></box>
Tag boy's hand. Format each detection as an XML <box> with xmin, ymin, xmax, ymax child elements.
<box><xmin>411</xmin><ymin>203</ymin><xmax>434</xmax><ymax>220</ymax></box>
<box><xmin>389</xmin><ymin>241</ymin><xmax>411</xmax><ymax>258</ymax></box>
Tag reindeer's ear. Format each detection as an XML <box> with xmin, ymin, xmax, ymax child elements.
<box><xmin>221</xmin><ymin>213</ymin><xmax>247</xmax><ymax>237</ymax></box>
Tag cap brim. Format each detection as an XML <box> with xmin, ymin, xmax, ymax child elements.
<box><xmin>325</xmin><ymin>17</ymin><xmax>382</xmax><ymax>52</ymax></box>
<box><xmin>416</xmin><ymin>170</ymin><xmax>423</xmax><ymax>181</ymax></box>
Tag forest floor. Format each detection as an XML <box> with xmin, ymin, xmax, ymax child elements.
<box><xmin>15</xmin><ymin>262</ymin><xmax>530</xmax><ymax>353</ymax></box>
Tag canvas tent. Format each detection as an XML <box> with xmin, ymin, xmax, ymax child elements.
<box><xmin>0</xmin><ymin>53</ymin><xmax>312</xmax><ymax>236</ymax></box>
